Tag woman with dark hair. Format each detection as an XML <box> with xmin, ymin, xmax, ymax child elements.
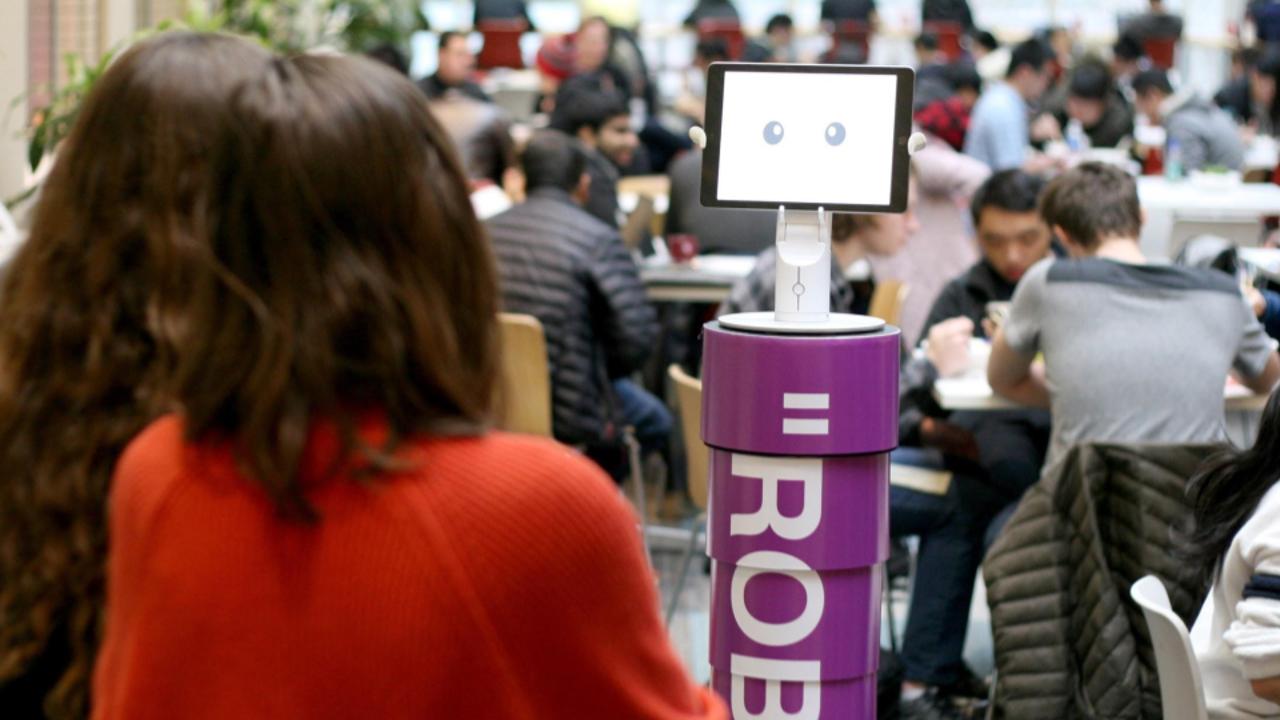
<box><xmin>1188</xmin><ymin>392</ymin><xmax>1280</xmax><ymax>715</ymax></box>
<box><xmin>0</xmin><ymin>32</ymin><xmax>272</xmax><ymax>719</ymax></box>
<box><xmin>90</xmin><ymin>53</ymin><xmax>725</xmax><ymax>719</ymax></box>
<box><xmin>1217</xmin><ymin>47</ymin><xmax>1280</xmax><ymax>136</ymax></box>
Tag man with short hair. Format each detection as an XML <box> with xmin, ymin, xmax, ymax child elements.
<box><xmin>1055</xmin><ymin>58</ymin><xmax>1135</xmax><ymax>148</ymax></box>
<box><xmin>743</xmin><ymin>13</ymin><xmax>797</xmax><ymax>62</ymax></box>
<box><xmin>419</xmin><ymin>31</ymin><xmax>489</xmax><ymax>102</ymax></box>
<box><xmin>964</xmin><ymin>39</ymin><xmax>1055</xmax><ymax>171</ymax></box>
<box><xmin>550</xmin><ymin>81</ymin><xmax>639</xmax><ymax>227</ymax></box>
<box><xmin>989</xmin><ymin>163</ymin><xmax>1280</xmax><ymax>467</ymax></box>
<box><xmin>1133</xmin><ymin>68</ymin><xmax>1245</xmax><ymax>171</ymax></box>
<box><xmin>486</xmin><ymin>131</ymin><xmax>670</xmax><ymax>471</ymax></box>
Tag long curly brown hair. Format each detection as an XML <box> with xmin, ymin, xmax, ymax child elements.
<box><xmin>0</xmin><ymin>32</ymin><xmax>271</xmax><ymax>718</ymax></box>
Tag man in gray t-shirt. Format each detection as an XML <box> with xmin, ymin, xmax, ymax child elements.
<box><xmin>989</xmin><ymin>163</ymin><xmax>1280</xmax><ymax>468</ymax></box>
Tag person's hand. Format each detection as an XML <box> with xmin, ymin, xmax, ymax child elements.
<box><xmin>926</xmin><ymin>317</ymin><xmax>975</xmax><ymax>378</ymax></box>
<box><xmin>1248</xmin><ymin>286</ymin><xmax>1268</xmax><ymax>318</ymax></box>
<box><xmin>1023</xmin><ymin>150</ymin><xmax>1066</xmax><ymax>176</ymax></box>
<box><xmin>920</xmin><ymin>417</ymin><xmax>980</xmax><ymax>462</ymax></box>
<box><xmin>1031</xmin><ymin>113</ymin><xmax>1063</xmax><ymax>143</ymax></box>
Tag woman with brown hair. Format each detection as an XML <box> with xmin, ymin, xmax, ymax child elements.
<box><xmin>90</xmin><ymin>53</ymin><xmax>725</xmax><ymax>719</ymax></box>
<box><xmin>0</xmin><ymin>33</ymin><xmax>272</xmax><ymax>718</ymax></box>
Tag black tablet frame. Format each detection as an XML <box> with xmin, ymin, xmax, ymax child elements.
<box><xmin>700</xmin><ymin>62</ymin><xmax>916</xmax><ymax>213</ymax></box>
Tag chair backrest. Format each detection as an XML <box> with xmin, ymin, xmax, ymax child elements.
<box><xmin>868</xmin><ymin>279</ymin><xmax>909</xmax><ymax>326</ymax></box>
<box><xmin>669</xmin><ymin>364</ymin><xmax>708</xmax><ymax>511</ymax></box>
<box><xmin>1130</xmin><ymin>575</ymin><xmax>1209</xmax><ymax>720</ymax></box>
<box><xmin>697</xmin><ymin>19</ymin><xmax>745</xmax><ymax>60</ymax></box>
<box><xmin>497</xmin><ymin>313</ymin><xmax>552</xmax><ymax>437</ymax></box>
<box><xmin>477</xmin><ymin>20</ymin><xmax>527</xmax><ymax>70</ymax></box>
<box><xmin>1144</xmin><ymin>38</ymin><xmax>1177</xmax><ymax>70</ymax></box>
<box><xmin>923</xmin><ymin>21</ymin><xmax>964</xmax><ymax>61</ymax></box>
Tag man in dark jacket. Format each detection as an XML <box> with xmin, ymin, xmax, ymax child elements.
<box><xmin>913</xmin><ymin>170</ymin><xmax>1054</xmax><ymax>521</ymax></box>
<box><xmin>1045</xmin><ymin>58</ymin><xmax>1135</xmax><ymax>149</ymax></box>
<box><xmin>486</xmin><ymin>131</ymin><xmax>668</xmax><ymax>467</ymax></box>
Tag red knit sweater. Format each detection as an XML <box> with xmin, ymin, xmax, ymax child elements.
<box><xmin>92</xmin><ymin>416</ymin><xmax>726</xmax><ymax>719</ymax></box>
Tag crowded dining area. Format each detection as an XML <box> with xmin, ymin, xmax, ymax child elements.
<box><xmin>8</xmin><ymin>0</ymin><xmax>1280</xmax><ymax>718</ymax></box>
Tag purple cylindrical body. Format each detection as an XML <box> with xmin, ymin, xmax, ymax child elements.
<box><xmin>701</xmin><ymin>321</ymin><xmax>899</xmax><ymax>719</ymax></box>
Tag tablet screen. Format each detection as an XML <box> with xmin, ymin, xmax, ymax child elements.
<box><xmin>701</xmin><ymin>64</ymin><xmax>914</xmax><ymax>212</ymax></box>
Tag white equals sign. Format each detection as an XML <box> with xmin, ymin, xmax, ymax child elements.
<box><xmin>782</xmin><ymin>393</ymin><xmax>830</xmax><ymax>436</ymax></box>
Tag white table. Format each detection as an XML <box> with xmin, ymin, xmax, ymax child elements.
<box><xmin>1138</xmin><ymin>177</ymin><xmax>1280</xmax><ymax>259</ymax></box>
<box><xmin>640</xmin><ymin>254</ymin><xmax>754</xmax><ymax>304</ymax></box>
<box><xmin>933</xmin><ymin>375</ymin><xmax>1267</xmax><ymax>412</ymax></box>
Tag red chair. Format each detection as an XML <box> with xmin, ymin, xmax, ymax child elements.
<box><xmin>824</xmin><ymin>19</ymin><xmax>871</xmax><ymax>63</ymax></box>
<box><xmin>697</xmin><ymin>19</ymin><xmax>745</xmax><ymax>61</ymax></box>
<box><xmin>923</xmin><ymin>21</ymin><xmax>964</xmax><ymax>61</ymax></box>
<box><xmin>477</xmin><ymin>19</ymin><xmax>527</xmax><ymax>70</ymax></box>
<box><xmin>1143</xmin><ymin>37</ymin><xmax>1177</xmax><ymax>70</ymax></box>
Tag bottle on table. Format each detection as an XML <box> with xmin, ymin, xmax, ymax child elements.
<box><xmin>1164</xmin><ymin>137</ymin><xmax>1184</xmax><ymax>181</ymax></box>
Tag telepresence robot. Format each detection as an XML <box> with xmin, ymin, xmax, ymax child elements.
<box><xmin>693</xmin><ymin>62</ymin><xmax>921</xmax><ymax>720</ymax></box>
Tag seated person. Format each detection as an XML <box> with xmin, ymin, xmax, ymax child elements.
<box><xmin>913</xmin><ymin>170</ymin><xmax>1054</xmax><ymax>533</ymax></box>
<box><xmin>419</xmin><ymin>31</ymin><xmax>490</xmax><ymax>102</ymax></box>
<box><xmin>1217</xmin><ymin>47</ymin><xmax>1280</xmax><ymax>137</ymax></box>
<box><xmin>426</xmin><ymin>95</ymin><xmax>514</xmax><ymax>189</ymax></box>
<box><xmin>664</xmin><ymin>149</ymin><xmax>773</xmax><ymax>256</ymax></box>
<box><xmin>922</xmin><ymin>0</ymin><xmax>974</xmax><ymax>32</ymax></box>
<box><xmin>822</xmin><ymin>0</ymin><xmax>877</xmax><ymax>23</ymax></box>
<box><xmin>1133</xmin><ymin>69</ymin><xmax>1246</xmax><ymax>172</ymax></box>
<box><xmin>683</xmin><ymin>0</ymin><xmax>740</xmax><ymax>28</ymax></box>
<box><xmin>1120</xmin><ymin>0</ymin><xmax>1184</xmax><ymax>43</ymax></box>
<box><xmin>743</xmin><ymin>13</ymin><xmax>797</xmax><ymax>63</ymax></box>
<box><xmin>964</xmin><ymin>39</ymin><xmax>1056</xmax><ymax>172</ymax></box>
<box><xmin>1187</xmin><ymin>392</ymin><xmax>1280</xmax><ymax>717</ymax></box>
<box><xmin>913</xmin><ymin>62</ymin><xmax>983</xmax><ymax>152</ymax></box>
<box><xmin>474</xmin><ymin>0</ymin><xmax>535</xmax><ymax>30</ymax></box>
<box><xmin>720</xmin><ymin>207</ymin><xmax>916</xmax><ymax>316</ymax></box>
<box><xmin>1047</xmin><ymin>58</ymin><xmax>1135</xmax><ymax>149</ymax></box>
<box><xmin>914</xmin><ymin>33</ymin><xmax>952</xmax><ymax>110</ymax></box>
<box><xmin>486</xmin><ymin>131</ymin><xmax>670</xmax><ymax>472</ymax></box>
<box><xmin>989</xmin><ymin>162</ymin><xmax>1280</xmax><ymax>470</ymax></box>
<box><xmin>1111</xmin><ymin>33</ymin><xmax>1146</xmax><ymax>100</ymax></box>
<box><xmin>549</xmin><ymin>80</ymin><xmax>637</xmax><ymax>227</ymax></box>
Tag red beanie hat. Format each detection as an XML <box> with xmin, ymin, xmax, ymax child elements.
<box><xmin>536</xmin><ymin>36</ymin><xmax>577</xmax><ymax>80</ymax></box>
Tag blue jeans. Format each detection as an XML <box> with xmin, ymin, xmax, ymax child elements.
<box><xmin>890</xmin><ymin>447</ymin><xmax>986</xmax><ymax>686</ymax></box>
<box><xmin>612</xmin><ymin>379</ymin><xmax>673</xmax><ymax>456</ymax></box>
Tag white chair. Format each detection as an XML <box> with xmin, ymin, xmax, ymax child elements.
<box><xmin>1130</xmin><ymin>574</ymin><xmax>1209</xmax><ymax>720</ymax></box>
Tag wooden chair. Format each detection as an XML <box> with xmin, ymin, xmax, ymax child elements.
<box><xmin>923</xmin><ymin>21</ymin><xmax>965</xmax><ymax>61</ymax></box>
<box><xmin>497</xmin><ymin>313</ymin><xmax>552</xmax><ymax>437</ymax></box>
<box><xmin>696</xmin><ymin>18</ymin><xmax>745</xmax><ymax>61</ymax></box>
<box><xmin>1143</xmin><ymin>37</ymin><xmax>1177</xmax><ymax>70</ymax></box>
<box><xmin>665</xmin><ymin>364</ymin><xmax>708</xmax><ymax>625</ymax></box>
<box><xmin>477</xmin><ymin>20</ymin><xmax>527</xmax><ymax>70</ymax></box>
<box><xmin>868</xmin><ymin>279</ymin><xmax>909</xmax><ymax>326</ymax></box>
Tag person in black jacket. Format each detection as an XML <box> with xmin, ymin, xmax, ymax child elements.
<box><xmin>486</xmin><ymin>131</ymin><xmax>668</xmax><ymax>471</ymax></box>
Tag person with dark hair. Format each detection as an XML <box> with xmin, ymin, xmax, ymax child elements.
<box><xmin>914</xmin><ymin>32</ymin><xmax>953</xmax><ymax>109</ymax></box>
<box><xmin>365</xmin><ymin>43</ymin><xmax>409</xmax><ymax>75</ymax></box>
<box><xmin>988</xmin><ymin>163</ymin><xmax>1280</xmax><ymax>468</ymax></box>
<box><xmin>921</xmin><ymin>0</ymin><xmax>974</xmax><ymax>31</ymax></box>
<box><xmin>743</xmin><ymin>13</ymin><xmax>796</xmax><ymax>62</ymax></box>
<box><xmin>683</xmin><ymin>0</ymin><xmax>740</xmax><ymax>28</ymax></box>
<box><xmin>970</xmin><ymin>29</ymin><xmax>997</xmax><ymax>57</ymax></box>
<box><xmin>474</xmin><ymin>0</ymin><xmax>535</xmax><ymax>31</ymax></box>
<box><xmin>1218</xmin><ymin>47</ymin><xmax>1280</xmax><ymax>136</ymax></box>
<box><xmin>549</xmin><ymin>80</ymin><xmax>637</xmax><ymax>226</ymax></box>
<box><xmin>964</xmin><ymin>39</ymin><xmax>1055</xmax><ymax>171</ymax></box>
<box><xmin>1133</xmin><ymin>68</ymin><xmax>1245</xmax><ymax>171</ymax></box>
<box><xmin>1047</xmin><ymin>57</ymin><xmax>1134</xmax><ymax>148</ymax></box>
<box><xmin>1188</xmin><ymin>391</ymin><xmax>1280</xmax><ymax>715</ymax></box>
<box><xmin>821</xmin><ymin>0</ymin><xmax>877</xmax><ymax>24</ymax></box>
<box><xmin>0</xmin><ymin>32</ymin><xmax>273</xmax><ymax>719</ymax></box>
<box><xmin>419</xmin><ymin>31</ymin><xmax>489</xmax><ymax>102</ymax></box>
<box><xmin>1120</xmin><ymin>0</ymin><xmax>1184</xmax><ymax>44</ymax></box>
<box><xmin>487</xmin><ymin>130</ymin><xmax>670</xmax><ymax>475</ymax></box>
<box><xmin>914</xmin><ymin>62</ymin><xmax>983</xmax><ymax>151</ymax></box>
<box><xmin>1111</xmin><ymin>32</ymin><xmax>1146</xmax><ymax>98</ymax></box>
<box><xmin>91</xmin><ymin>57</ymin><xmax>723</xmax><ymax>719</ymax></box>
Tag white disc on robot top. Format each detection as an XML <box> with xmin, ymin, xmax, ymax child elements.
<box><xmin>718</xmin><ymin>312</ymin><xmax>886</xmax><ymax>335</ymax></box>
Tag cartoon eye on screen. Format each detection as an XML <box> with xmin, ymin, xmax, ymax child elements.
<box><xmin>699</xmin><ymin>63</ymin><xmax>916</xmax><ymax>213</ymax></box>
